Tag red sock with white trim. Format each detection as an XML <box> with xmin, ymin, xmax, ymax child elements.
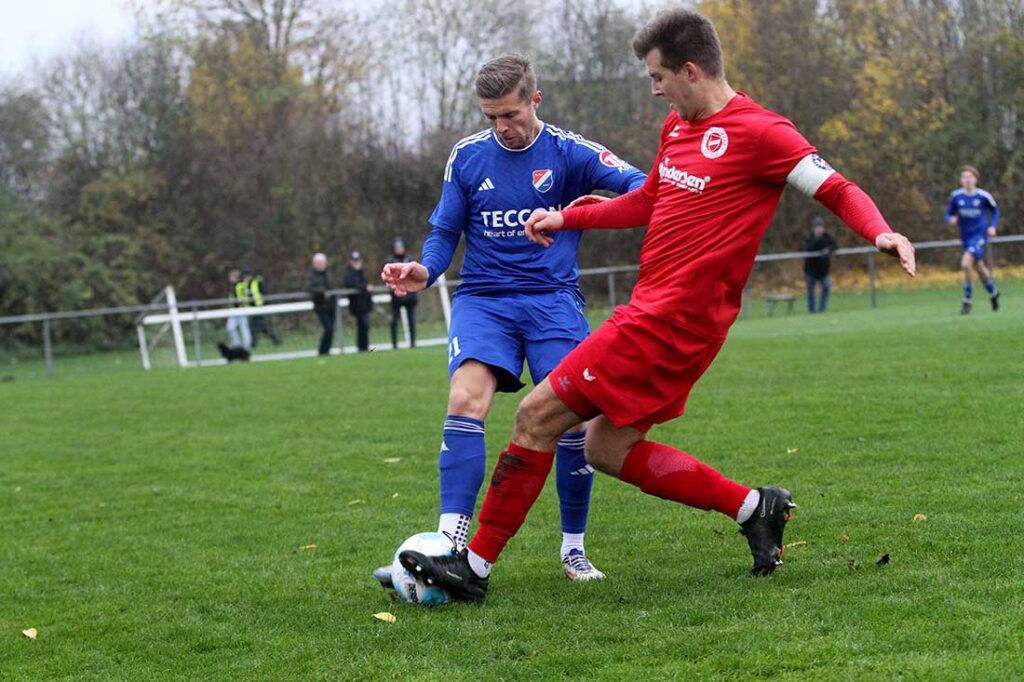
<box><xmin>468</xmin><ymin>442</ymin><xmax>554</xmax><ymax>564</ymax></box>
<box><xmin>619</xmin><ymin>440</ymin><xmax>750</xmax><ymax>519</ymax></box>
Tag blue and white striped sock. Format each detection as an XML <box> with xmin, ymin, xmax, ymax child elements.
<box><xmin>555</xmin><ymin>430</ymin><xmax>592</xmax><ymax>554</ymax></box>
<box><xmin>438</xmin><ymin>415</ymin><xmax>486</xmax><ymax>548</ymax></box>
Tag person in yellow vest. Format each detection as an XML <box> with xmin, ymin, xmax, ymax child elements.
<box><xmin>222</xmin><ymin>268</ymin><xmax>252</xmax><ymax>361</ymax></box>
<box><xmin>228</xmin><ymin>268</ymin><xmax>252</xmax><ymax>350</ymax></box>
<box><xmin>244</xmin><ymin>268</ymin><xmax>282</xmax><ymax>347</ymax></box>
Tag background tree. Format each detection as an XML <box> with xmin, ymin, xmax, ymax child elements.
<box><xmin>2</xmin><ymin>0</ymin><xmax>1022</xmax><ymax>348</ymax></box>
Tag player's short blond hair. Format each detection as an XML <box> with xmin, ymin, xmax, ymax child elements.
<box><xmin>475</xmin><ymin>54</ymin><xmax>537</xmax><ymax>101</ymax></box>
<box><xmin>960</xmin><ymin>165</ymin><xmax>980</xmax><ymax>181</ymax></box>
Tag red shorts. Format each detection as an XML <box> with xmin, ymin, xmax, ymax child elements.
<box><xmin>549</xmin><ymin>305</ymin><xmax>722</xmax><ymax>433</ymax></box>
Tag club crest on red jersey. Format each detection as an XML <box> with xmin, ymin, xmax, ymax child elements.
<box><xmin>701</xmin><ymin>127</ymin><xmax>729</xmax><ymax>159</ymax></box>
<box><xmin>532</xmin><ymin>169</ymin><xmax>554</xmax><ymax>193</ymax></box>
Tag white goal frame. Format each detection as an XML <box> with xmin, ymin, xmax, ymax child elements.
<box><xmin>137</xmin><ymin>276</ymin><xmax>452</xmax><ymax>369</ymax></box>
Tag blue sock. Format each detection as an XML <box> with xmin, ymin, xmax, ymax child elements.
<box><xmin>984</xmin><ymin>278</ymin><xmax>997</xmax><ymax>295</ymax></box>
<box><xmin>555</xmin><ymin>431</ymin><xmax>593</xmax><ymax>534</ymax></box>
<box><xmin>438</xmin><ymin>415</ymin><xmax>486</xmax><ymax>517</ymax></box>
<box><xmin>964</xmin><ymin>281</ymin><xmax>973</xmax><ymax>301</ymax></box>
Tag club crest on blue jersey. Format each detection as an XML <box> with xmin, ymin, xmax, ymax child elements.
<box><xmin>599</xmin><ymin>150</ymin><xmax>628</xmax><ymax>170</ymax></box>
<box><xmin>532</xmin><ymin>169</ymin><xmax>554</xmax><ymax>193</ymax></box>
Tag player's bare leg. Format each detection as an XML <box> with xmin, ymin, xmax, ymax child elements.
<box><xmin>401</xmin><ymin>380</ymin><xmax>794</xmax><ymax>599</ymax></box>
<box><xmin>583</xmin><ymin>414</ymin><xmax>794</xmax><ymax>576</ymax></box>
<box><xmin>374</xmin><ymin>361</ymin><xmax>497</xmax><ymax>589</ymax></box>
<box><xmin>432</xmin><ymin>360</ymin><xmax>497</xmax><ymax>549</ymax></box>
<box><xmin>960</xmin><ymin>252</ymin><xmax>975</xmax><ymax>314</ymax></box>
<box><xmin>973</xmin><ymin>258</ymin><xmax>1000</xmax><ymax>311</ymax></box>
<box><xmin>400</xmin><ymin>380</ymin><xmax>581</xmax><ymax>600</ymax></box>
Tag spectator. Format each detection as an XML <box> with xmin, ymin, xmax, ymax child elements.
<box><xmin>225</xmin><ymin>268</ymin><xmax>252</xmax><ymax>354</ymax></box>
<box><xmin>244</xmin><ymin>268</ymin><xmax>282</xmax><ymax>347</ymax></box>
<box><xmin>385</xmin><ymin>237</ymin><xmax>418</xmax><ymax>349</ymax></box>
<box><xmin>305</xmin><ymin>253</ymin><xmax>335</xmax><ymax>356</ymax></box>
<box><xmin>344</xmin><ymin>250</ymin><xmax>373</xmax><ymax>352</ymax></box>
<box><xmin>803</xmin><ymin>216</ymin><xmax>838</xmax><ymax>313</ymax></box>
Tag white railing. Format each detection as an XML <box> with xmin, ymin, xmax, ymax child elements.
<box><xmin>137</xmin><ymin>275</ymin><xmax>453</xmax><ymax>369</ymax></box>
<box><xmin>3</xmin><ymin>235</ymin><xmax>1022</xmax><ymax>378</ymax></box>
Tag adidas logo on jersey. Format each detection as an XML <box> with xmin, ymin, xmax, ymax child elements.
<box><xmin>477</xmin><ymin>178</ymin><xmax>495</xmax><ymax>191</ymax></box>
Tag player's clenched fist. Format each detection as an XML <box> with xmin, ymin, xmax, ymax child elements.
<box><xmin>525</xmin><ymin>209</ymin><xmax>565</xmax><ymax>248</ymax></box>
<box><xmin>381</xmin><ymin>261</ymin><xmax>429</xmax><ymax>297</ymax></box>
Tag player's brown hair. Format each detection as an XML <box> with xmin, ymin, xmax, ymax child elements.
<box><xmin>475</xmin><ymin>54</ymin><xmax>537</xmax><ymax>101</ymax></box>
<box><xmin>960</xmin><ymin>165</ymin><xmax>980</xmax><ymax>180</ymax></box>
<box><xmin>632</xmin><ymin>9</ymin><xmax>724</xmax><ymax>78</ymax></box>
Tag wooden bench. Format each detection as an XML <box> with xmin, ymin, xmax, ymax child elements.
<box><xmin>765</xmin><ymin>293</ymin><xmax>796</xmax><ymax>317</ymax></box>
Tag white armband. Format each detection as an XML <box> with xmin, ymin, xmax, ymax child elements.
<box><xmin>787</xmin><ymin>154</ymin><xmax>836</xmax><ymax>198</ymax></box>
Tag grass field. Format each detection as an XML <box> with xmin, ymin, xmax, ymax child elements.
<box><xmin>3</xmin><ymin>282</ymin><xmax>1023</xmax><ymax>679</ymax></box>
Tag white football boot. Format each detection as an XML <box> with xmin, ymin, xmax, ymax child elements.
<box><xmin>562</xmin><ymin>548</ymin><xmax>606</xmax><ymax>581</ymax></box>
<box><xmin>372</xmin><ymin>565</ymin><xmax>394</xmax><ymax>590</ymax></box>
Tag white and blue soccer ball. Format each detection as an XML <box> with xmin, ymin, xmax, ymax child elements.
<box><xmin>390</xmin><ymin>532</ymin><xmax>454</xmax><ymax>607</ymax></box>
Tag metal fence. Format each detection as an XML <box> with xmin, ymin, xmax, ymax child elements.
<box><xmin>2</xmin><ymin>235</ymin><xmax>1021</xmax><ymax>381</ymax></box>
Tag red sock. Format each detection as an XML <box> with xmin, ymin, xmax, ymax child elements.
<box><xmin>467</xmin><ymin>442</ymin><xmax>554</xmax><ymax>563</ymax></box>
<box><xmin>619</xmin><ymin>440</ymin><xmax>750</xmax><ymax>519</ymax></box>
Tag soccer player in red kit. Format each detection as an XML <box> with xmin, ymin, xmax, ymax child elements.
<box><xmin>400</xmin><ymin>8</ymin><xmax>916</xmax><ymax>601</ymax></box>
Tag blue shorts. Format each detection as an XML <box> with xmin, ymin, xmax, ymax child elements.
<box><xmin>447</xmin><ymin>290</ymin><xmax>589</xmax><ymax>392</ymax></box>
<box><xmin>963</xmin><ymin>236</ymin><xmax>987</xmax><ymax>260</ymax></box>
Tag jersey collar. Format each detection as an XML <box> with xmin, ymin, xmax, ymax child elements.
<box><xmin>492</xmin><ymin>122</ymin><xmax>546</xmax><ymax>153</ymax></box>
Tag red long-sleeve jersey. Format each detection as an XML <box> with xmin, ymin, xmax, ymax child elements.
<box><xmin>563</xmin><ymin>93</ymin><xmax>891</xmax><ymax>343</ymax></box>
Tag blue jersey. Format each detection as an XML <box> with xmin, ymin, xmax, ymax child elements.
<box><xmin>945</xmin><ymin>188</ymin><xmax>999</xmax><ymax>241</ymax></box>
<box><xmin>421</xmin><ymin>123</ymin><xmax>646</xmax><ymax>296</ymax></box>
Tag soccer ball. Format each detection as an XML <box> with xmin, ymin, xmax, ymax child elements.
<box><xmin>390</xmin><ymin>532</ymin><xmax>454</xmax><ymax>606</ymax></box>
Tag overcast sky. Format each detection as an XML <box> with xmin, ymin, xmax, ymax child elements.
<box><xmin>0</xmin><ymin>0</ymin><xmax>138</xmax><ymax>76</ymax></box>
<box><xmin>0</xmin><ymin>0</ymin><xmax>654</xmax><ymax>79</ymax></box>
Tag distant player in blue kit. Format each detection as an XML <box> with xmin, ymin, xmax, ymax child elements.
<box><xmin>946</xmin><ymin>165</ymin><xmax>1000</xmax><ymax>314</ymax></box>
<box><xmin>377</xmin><ymin>54</ymin><xmax>646</xmax><ymax>584</ymax></box>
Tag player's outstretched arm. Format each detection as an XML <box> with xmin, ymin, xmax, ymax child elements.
<box><xmin>788</xmin><ymin>158</ymin><xmax>916</xmax><ymax>278</ymax></box>
<box><xmin>525</xmin><ymin>209</ymin><xmax>565</xmax><ymax>248</ymax></box>
<box><xmin>381</xmin><ymin>261</ymin><xmax>429</xmax><ymax>297</ymax></box>
<box><xmin>875</xmin><ymin>233</ymin><xmax>916</xmax><ymax>277</ymax></box>
<box><xmin>566</xmin><ymin>194</ymin><xmax>612</xmax><ymax>209</ymax></box>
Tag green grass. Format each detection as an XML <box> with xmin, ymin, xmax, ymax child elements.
<box><xmin>2</xmin><ymin>282</ymin><xmax>1023</xmax><ymax>679</ymax></box>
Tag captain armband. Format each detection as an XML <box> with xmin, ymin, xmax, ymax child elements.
<box><xmin>786</xmin><ymin>154</ymin><xmax>836</xmax><ymax>198</ymax></box>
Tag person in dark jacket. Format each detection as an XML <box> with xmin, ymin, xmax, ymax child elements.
<box><xmin>343</xmin><ymin>250</ymin><xmax>373</xmax><ymax>352</ymax></box>
<box><xmin>804</xmin><ymin>216</ymin><xmax>839</xmax><ymax>313</ymax></box>
<box><xmin>305</xmin><ymin>252</ymin><xmax>335</xmax><ymax>355</ymax></box>
<box><xmin>384</xmin><ymin>238</ymin><xmax>417</xmax><ymax>349</ymax></box>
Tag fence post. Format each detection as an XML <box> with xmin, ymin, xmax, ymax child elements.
<box><xmin>437</xmin><ymin>274</ymin><xmax>452</xmax><ymax>331</ymax></box>
<box><xmin>986</xmin><ymin>240</ymin><xmax>995</xmax><ymax>277</ymax></box>
<box><xmin>137</xmin><ymin>324</ymin><xmax>151</xmax><ymax>370</ymax></box>
<box><xmin>334</xmin><ymin>299</ymin><xmax>344</xmax><ymax>355</ymax></box>
<box><xmin>166</xmin><ymin>286</ymin><xmax>188</xmax><ymax>368</ymax></box>
<box><xmin>192</xmin><ymin>308</ymin><xmax>202</xmax><ymax>365</ymax></box>
<box><xmin>606</xmin><ymin>272</ymin><xmax>616</xmax><ymax>310</ymax></box>
<box><xmin>42</xmin><ymin>318</ymin><xmax>54</xmax><ymax>379</ymax></box>
<box><xmin>400</xmin><ymin>305</ymin><xmax>411</xmax><ymax>349</ymax></box>
<box><xmin>867</xmin><ymin>252</ymin><xmax>878</xmax><ymax>308</ymax></box>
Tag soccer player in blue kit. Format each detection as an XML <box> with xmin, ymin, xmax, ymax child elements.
<box><xmin>945</xmin><ymin>165</ymin><xmax>1000</xmax><ymax>314</ymax></box>
<box><xmin>377</xmin><ymin>54</ymin><xmax>646</xmax><ymax>584</ymax></box>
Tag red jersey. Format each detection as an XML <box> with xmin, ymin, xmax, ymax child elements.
<box><xmin>564</xmin><ymin>93</ymin><xmax>872</xmax><ymax>343</ymax></box>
